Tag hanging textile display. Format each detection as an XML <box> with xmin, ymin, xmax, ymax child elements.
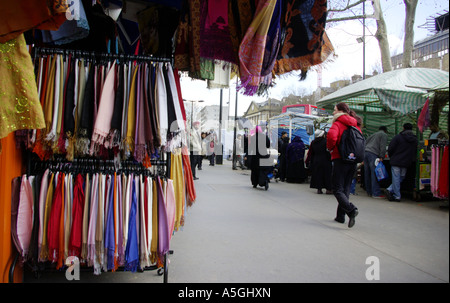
<box><xmin>20</xmin><ymin>48</ymin><xmax>187</xmax><ymax>164</ymax></box>
<box><xmin>273</xmin><ymin>0</ymin><xmax>334</xmax><ymax>77</ymax></box>
<box><xmin>431</xmin><ymin>144</ymin><xmax>449</xmax><ymax>199</ymax></box>
<box><xmin>10</xmin><ymin>160</ymin><xmax>181</xmax><ymax>275</ymax></box>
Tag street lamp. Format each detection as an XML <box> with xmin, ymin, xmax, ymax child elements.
<box><xmin>184</xmin><ymin>99</ymin><xmax>204</xmax><ymax>129</ymax></box>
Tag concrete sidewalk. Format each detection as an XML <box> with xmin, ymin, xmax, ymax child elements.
<box><xmin>24</xmin><ymin>160</ymin><xmax>449</xmax><ymax>283</ymax></box>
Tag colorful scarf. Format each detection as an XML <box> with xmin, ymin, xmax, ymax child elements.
<box><xmin>105</xmin><ymin>173</ymin><xmax>116</xmax><ymax>271</ymax></box>
<box><xmin>156</xmin><ymin>177</ymin><xmax>169</xmax><ymax>262</ymax></box>
<box><xmin>273</xmin><ymin>0</ymin><xmax>334</xmax><ymax>76</ymax></box>
<box><xmin>47</xmin><ymin>172</ymin><xmax>63</xmax><ymax>265</ymax></box>
<box><xmin>238</xmin><ymin>0</ymin><xmax>277</xmax><ymax>96</ymax></box>
<box><xmin>165</xmin><ymin>179</ymin><xmax>177</xmax><ymax>240</ymax></box>
<box><xmin>200</xmin><ymin>0</ymin><xmax>236</xmax><ymax>64</ymax></box>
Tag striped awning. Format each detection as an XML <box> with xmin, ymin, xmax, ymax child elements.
<box><xmin>317</xmin><ymin>68</ymin><xmax>449</xmax><ymax>117</ymax></box>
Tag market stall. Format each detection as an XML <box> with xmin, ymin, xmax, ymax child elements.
<box><xmin>317</xmin><ymin>67</ymin><xmax>449</xmax><ymax>201</ymax></box>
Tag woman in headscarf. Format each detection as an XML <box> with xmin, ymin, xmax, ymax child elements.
<box><xmin>308</xmin><ymin>129</ymin><xmax>332</xmax><ymax>194</ymax></box>
<box><xmin>248</xmin><ymin>125</ymin><xmax>271</xmax><ymax>190</ymax></box>
<box><xmin>285</xmin><ymin>136</ymin><xmax>307</xmax><ymax>183</ymax></box>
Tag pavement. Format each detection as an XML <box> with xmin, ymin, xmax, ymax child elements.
<box><xmin>24</xmin><ymin>160</ymin><xmax>449</xmax><ymax>283</ymax></box>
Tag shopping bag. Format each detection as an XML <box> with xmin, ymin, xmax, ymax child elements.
<box><xmin>375</xmin><ymin>161</ymin><xmax>388</xmax><ymax>181</ymax></box>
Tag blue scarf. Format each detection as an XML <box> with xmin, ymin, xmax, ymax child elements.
<box><xmin>125</xmin><ymin>177</ymin><xmax>139</xmax><ymax>272</ymax></box>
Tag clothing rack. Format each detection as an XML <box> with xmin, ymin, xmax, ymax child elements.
<box><xmin>33</xmin><ymin>47</ymin><xmax>173</xmax><ymax>64</ymax></box>
<box><xmin>10</xmin><ymin>151</ymin><xmax>175</xmax><ymax>283</ymax></box>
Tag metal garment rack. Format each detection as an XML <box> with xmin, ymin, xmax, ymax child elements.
<box><xmin>9</xmin><ymin>154</ymin><xmax>174</xmax><ymax>283</ymax></box>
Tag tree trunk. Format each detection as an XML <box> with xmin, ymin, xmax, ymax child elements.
<box><xmin>371</xmin><ymin>0</ymin><xmax>392</xmax><ymax>72</ymax></box>
<box><xmin>402</xmin><ymin>0</ymin><xmax>418</xmax><ymax>68</ymax></box>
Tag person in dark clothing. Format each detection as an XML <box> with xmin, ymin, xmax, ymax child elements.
<box><xmin>308</xmin><ymin>129</ymin><xmax>332</xmax><ymax>194</ymax></box>
<box><xmin>277</xmin><ymin>131</ymin><xmax>289</xmax><ymax>181</ymax></box>
<box><xmin>285</xmin><ymin>136</ymin><xmax>307</xmax><ymax>183</ymax></box>
<box><xmin>385</xmin><ymin>123</ymin><xmax>418</xmax><ymax>202</ymax></box>
<box><xmin>248</xmin><ymin>126</ymin><xmax>271</xmax><ymax>190</ymax></box>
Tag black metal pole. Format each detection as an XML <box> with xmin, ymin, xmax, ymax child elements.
<box><xmin>232</xmin><ymin>80</ymin><xmax>239</xmax><ymax>170</ymax></box>
<box><xmin>217</xmin><ymin>89</ymin><xmax>224</xmax><ymax>164</ymax></box>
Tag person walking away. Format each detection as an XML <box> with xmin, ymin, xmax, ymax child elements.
<box><xmin>385</xmin><ymin>123</ymin><xmax>418</xmax><ymax>202</ymax></box>
<box><xmin>248</xmin><ymin>126</ymin><xmax>271</xmax><ymax>190</ymax></box>
<box><xmin>208</xmin><ymin>129</ymin><xmax>217</xmax><ymax>166</ymax></box>
<box><xmin>327</xmin><ymin>102</ymin><xmax>362</xmax><ymax>228</ymax></box>
<box><xmin>308</xmin><ymin>129</ymin><xmax>332</xmax><ymax>194</ymax></box>
<box><xmin>277</xmin><ymin>131</ymin><xmax>289</xmax><ymax>181</ymax></box>
<box><xmin>285</xmin><ymin>136</ymin><xmax>307</xmax><ymax>183</ymax></box>
<box><xmin>189</xmin><ymin>122</ymin><xmax>202</xmax><ymax>180</ymax></box>
<box><xmin>364</xmin><ymin>126</ymin><xmax>388</xmax><ymax>198</ymax></box>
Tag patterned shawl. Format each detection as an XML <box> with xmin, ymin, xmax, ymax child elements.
<box><xmin>273</xmin><ymin>0</ymin><xmax>334</xmax><ymax>76</ymax></box>
<box><xmin>238</xmin><ymin>0</ymin><xmax>277</xmax><ymax>96</ymax></box>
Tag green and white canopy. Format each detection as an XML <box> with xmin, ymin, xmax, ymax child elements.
<box><xmin>317</xmin><ymin>68</ymin><xmax>449</xmax><ymax>116</ymax></box>
<box><xmin>317</xmin><ymin>68</ymin><xmax>449</xmax><ymax>139</ymax></box>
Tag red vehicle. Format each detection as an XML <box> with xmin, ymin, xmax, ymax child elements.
<box><xmin>282</xmin><ymin>104</ymin><xmax>329</xmax><ymax>116</ymax></box>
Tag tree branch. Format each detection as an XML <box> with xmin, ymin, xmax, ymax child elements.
<box><xmin>328</xmin><ymin>0</ymin><xmax>366</xmax><ymax>13</ymax></box>
<box><xmin>327</xmin><ymin>14</ymin><xmax>376</xmax><ymax>23</ymax></box>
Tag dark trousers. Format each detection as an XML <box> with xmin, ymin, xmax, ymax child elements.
<box><xmin>190</xmin><ymin>153</ymin><xmax>199</xmax><ymax>177</ymax></box>
<box><xmin>332</xmin><ymin>159</ymin><xmax>358</xmax><ymax>221</ymax></box>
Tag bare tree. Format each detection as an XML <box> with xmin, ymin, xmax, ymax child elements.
<box><xmin>328</xmin><ymin>0</ymin><xmax>419</xmax><ymax>72</ymax></box>
<box><xmin>402</xmin><ymin>0</ymin><xmax>419</xmax><ymax>68</ymax></box>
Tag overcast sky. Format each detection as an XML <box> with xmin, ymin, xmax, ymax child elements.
<box><xmin>180</xmin><ymin>0</ymin><xmax>449</xmax><ymax>116</ymax></box>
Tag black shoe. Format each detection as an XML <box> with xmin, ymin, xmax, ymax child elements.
<box><xmin>265</xmin><ymin>180</ymin><xmax>269</xmax><ymax>191</ymax></box>
<box><xmin>198</xmin><ymin>167</ymin><xmax>202</xmax><ymax>170</ymax></box>
<box><xmin>253</xmin><ymin>184</ymin><xmax>257</xmax><ymax>188</ymax></box>
<box><xmin>193</xmin><ymin>177</ymin><xmax>199</xmax><ymax>180</ymax></box>
<box><xmin>348</xmin><ymin>209</ymin><xmax>359</xmax><ymax>228</ymax></box>
<box><xmin>334</xmin><ymin>217</ymin><xmax>345</xmax><ymax>224</ymax></box>
<box><xmin>385</xmin><ymin>190</ymin><xmax>395</xmax><ymax>201</ymax></box>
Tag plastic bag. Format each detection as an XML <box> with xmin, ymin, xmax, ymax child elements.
<box><xmin>375</xmin><ymin>160</ymin><xmax>388</xmax><ymax>181</ymax></box>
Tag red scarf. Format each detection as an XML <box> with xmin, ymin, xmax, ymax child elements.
<box><xmin>47</xmin><ymin>172</ymin><xmax>63</xmax><ymax>264</ymax></box>
<box><xmin>69</xmin><ymin>174</ymin><xmax>85</xmax><ymax>258</ymax></box>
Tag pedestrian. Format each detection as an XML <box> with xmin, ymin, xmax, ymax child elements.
<box><xmin>308</xmin><ymin>129</ymin><xmax>332</xmax><ymax>194</ymax></box>
<box><xmin>208</xmin><ymin>129</ymin><xmax>217</xmax><ymax>166</ymax></box>
<box><xmin>199</xmin><ymin>132</ymin><xmax>207</xmax><ymax>170</ymax></box>
<box><xmin>234</xmin><ymin>134</ymin><xmax>246</xmax><ymax>169</ymax></box>
<box><xmin>385</xmin><ymin>123</ymin><xmax>418</xmax><ymax>202</ymax></box>
<box><xmin>277</xmin><ymin>131</ymin><xmax>289</xmax><ymax>181</ymax></box>
<box><xmin>364</xmin><ymin>126</ymin><xmax>388</xmax><ymax>198</ymax></box>
<box><xmin>189</xmin><ymin>122</ymin><xmax>202</xmax><ymax>180</ymax></box>
<box><xmin>248</xmin><ymin>126</ymin><xmax>271</xmax><ymax>190</ymax></box>
<box><xmin>285</xmin><ymin>136</ymin><xmax>307</xmax><ymax>183</ymax></box>
<box><xmin>326</xmin><ymin>102</ymin><xmax>362</xmax><ymax>228</ymax></box>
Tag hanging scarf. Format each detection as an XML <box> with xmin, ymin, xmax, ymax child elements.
<box><xmin>47</xmin><ymin>172</ymin><xmax>63</xmax><ymax>264</ymax></box>
<box><xmin>124</xmin><ymin>65</ymin><xmax>139</xmax><ymax>156</ymax></box>
<box><xmin>171</xmin><ymin>151</ymin><xmax>187</xmax><ymax>229</ymax></box>
<box><xmin>139</xmin><ymin>175</ymin><xmax>151</xmax><ymax>268</ymax></box>
<box><xmin>200</xmin><ymin>0</ymin><xmax>236</xmax><ymax>65</ymax></box>
<box><xmin>125</xmin><ymin>176</ymin><xmax>139</xmax><ymax>272</ymax></box>
<box><xmin>238</xmin><ymin>0</ymin><xmax>277</xmax><ymax>96</ymax></box>
<box><xmin>273</xmin><ymin>0</ymin><xmax>334</xmax><ymax>76</ymax></box>
<box><xmin>142</xmin><ymin>64</ymin><xmax>155</xmax><ymax>156</ymax></box>
<box><xmin>40</xmin><ymin>172</ymin><xmax>55</xmax><ymax>262</ymax></box>
<box><xmin>165</xmin><ymin>179</ymin><xmax>177</xmax><ymax>240</ymax></box>
<box><xmin>181</xmin><ymin>146</ymin><xmax>196</xmax><ymax>206</ymax></box>
<box><xmin>105</xmin><ymin>173</ymin><xmax>116</xmax><ymax>271</ymax></box>
<box><xmin>109</xmin><ymin>64</ymin><xmax>124</xmax><ymax>150</ymax></box>
<box><xmin>438</xmin><ymin>146</ymin><xmax>449</xmax><ymax>198</ymax></box>
<box><xmin>418</xmin><ymin>98</ymin><xmax>431</xmax><ymax>133</ymax></box>
<box><xmin>150</xmin><ymin>178</ymin><xmax>158</xmax><ymax>263</ymax></box>
<box><xmin>156</xmin><ymin>64</ymin><xmax>168</xmax><ymax>148</ymax></box>
<box><xmin>81</xmin><ymin>173</ymin><xmax>91</xmax><ymax>261</ymax></box>
<box><xmin>77</xmin><ymin>63</ymin><xmax>96</xmax><ymax>155</ymax></box>
<box><xmin>87</xmin><ymin>173</ymin><xmax>99</xmax><ymax>269</ymax></box>
<box><xmin>90</xmin><ymin>61</ymin><xmax>117</xmax><ymax>154</ymax></box>
<box><xmin>95</xmin><ymin>173</ymin><xmax>106</xmax><ymax>274</ymax></box>
<box><xmin>145</xmin><ymin>176</ymin><xmax>153</xmax><ymax>264</ymax></box>
<box><xmin>64</xmin><ymin>58</ymin><xmax>77</xmax><ymax>160</ymax></box>
<box><xmin>16</xmin><ymin>175</ymin><xmax>34</xmax><ymax>259</ymax></box>
<box><xmin>135</xmin><ymin>65</ymin><xmax>147</xmax><ymax>162</ymax></box>
<box><xmin>156</xmin><ymin>177</ymin><xmax>169</xmax><ymax>263</ymax></box>
<box><xmin>38</xmin><ymin>169</ymin><xmax>50</xmax><ymax>259</ymax></box>
<box><xmin>228</xmin><ymin>0</ymin><xmax>255</xmax><ymax>65</ymax></box>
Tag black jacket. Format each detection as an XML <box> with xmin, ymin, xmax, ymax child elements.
<box><xmin>388</xmin><ymin>130</ymin><xmax>418</xmax><ymax>167</ymax></box>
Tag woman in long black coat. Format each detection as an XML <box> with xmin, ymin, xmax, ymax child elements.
<box><xmin>248</xmin><ymin>126</ymin><xmax>271</xmax><ymax>189</ymax></box>
<box><xmin>308</xmin><ymin>130</ymin><xmax>332</xmax><ymax>194</ymax></box>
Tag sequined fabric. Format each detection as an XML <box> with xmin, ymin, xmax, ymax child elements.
<box><xmin>0</xmin><ymin>35</ymin><xmax>45</xmax><ymax>139</ymax></box>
